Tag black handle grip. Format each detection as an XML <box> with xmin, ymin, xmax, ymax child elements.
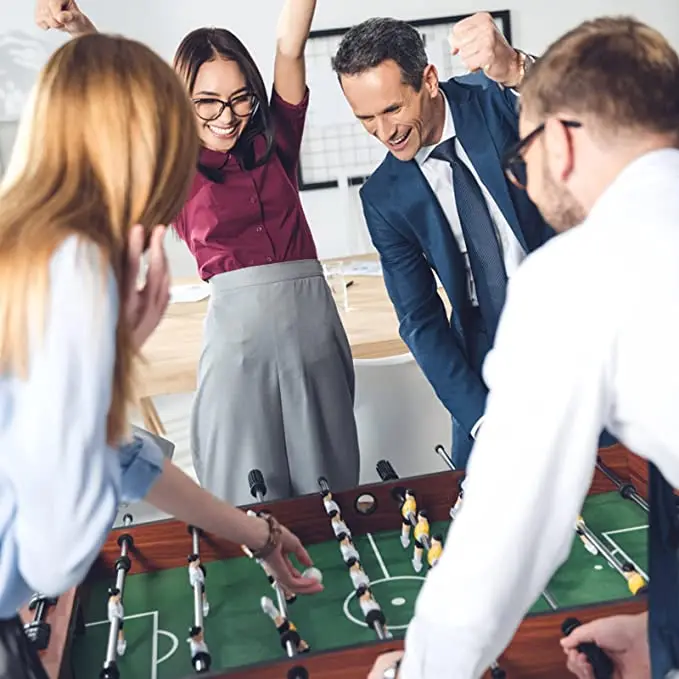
<box><xmin>287</xmin><ymin>666</ymin><xmax>309</xmax><ymax>679</ymax></box>
<box><xmin>376</xmin><ymin>460</ymin><xmax>399</xmax><ymax>481</ymax></box>
<box><xmin>562</xmin><ymin>618</ymin><xmax>614</xmax><ymax>679</ymax></box>
<box><xmin>318</xmin><ymin>476</ymin><xmax>331</xmax><ymax>494</ymax></box>
<box><xmin>248</xmin><ymin>469</ymin><xmax>267</xmax><ymax>499</ymax></box>
<box><xmin>490</xmin><ymin>666</ymin><xmax>506</xmax><ymax>679</ymax></box>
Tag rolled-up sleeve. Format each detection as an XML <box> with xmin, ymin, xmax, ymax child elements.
<box><xmin>117</xmin><ymin>435</ymin><xmax>165</xmax><ymax>504</ymax></box>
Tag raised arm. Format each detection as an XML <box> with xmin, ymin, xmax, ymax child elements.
<box><xmin>273</xmin><ymin>0</ymin><xmax>317</xmax><ymax>105</ymax></box>
<box><xmin>35</xmin><ymin>0</ymin><xmax>97</xmax><ymax>36</ymax></box>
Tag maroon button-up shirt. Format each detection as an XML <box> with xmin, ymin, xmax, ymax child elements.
<box><xmin>175</xmin><ymin>89</ymin><xmax>318</xmax><ymax>280</ymax></box>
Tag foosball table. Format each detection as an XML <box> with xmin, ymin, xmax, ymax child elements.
<box><xmin>23</xmin><ymin>443</ymin><xmax>651</xmax><ymax>679</ymax></box>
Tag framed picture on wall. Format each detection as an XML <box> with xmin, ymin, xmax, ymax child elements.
<box><xmin>297</xmin><ymin>10</ymin><xmax>512</xmax><ymax>191</ymax></box>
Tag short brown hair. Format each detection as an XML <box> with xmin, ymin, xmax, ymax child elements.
<box><xmin>521</xmin><ymin>17</ymin><xmax>679</xmax><ymax>140</ymax></box>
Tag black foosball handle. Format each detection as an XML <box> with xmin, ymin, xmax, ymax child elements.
<box><xmin>318</xmin><ymin>476</ymin><xmax>331</xmax><ymax>494</ymax></box>
<box><xmin>562</xmin><ymin>618</ymin><xmax>614</xmax><ymax>679</ymax></box>
<box><xmin>376</xmin><ymin>459</ymin><xmax>399</xmax><ymax>482</ymax></box>
<box><xmin>287</xmin><ymin>665</ymin><xmax>309</xmax><ymax>679</ymax></box>
<box><xmin>490</xmin><ymin>664</ymin><xmax>506</xmax><ymax>678</ymax></box>
<box><xmin>248</xmin><ymin>469</ymin><xmax>267</xmax><ymax>500</ymax></box>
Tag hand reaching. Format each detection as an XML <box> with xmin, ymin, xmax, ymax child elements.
<box><xmin>262</xmin><ymin>525</ymin><xmax>324</xmax><ymax>595</ymax></box>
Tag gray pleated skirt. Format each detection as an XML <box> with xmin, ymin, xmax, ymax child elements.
<box><xmin>190</xmin><ymin>259</ymin><xmax>360</xmax><ymax>505</ymax></box>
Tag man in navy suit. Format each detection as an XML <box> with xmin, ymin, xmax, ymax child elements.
<box><xmin>332</xmin><ymin>13</ymin><xmax>554</xmax><ymax>468</ymax></box>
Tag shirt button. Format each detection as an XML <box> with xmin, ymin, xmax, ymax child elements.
<box><xmin>250</xmin><ymin>196</ymin><xmax>257</xmax><ymax>204</ymax></box>
<box><xmin>266</xmin><ymin>257</ymin><xmax>272</xmax><ymax>263</ymax></box>
<box><xmin>256</xmin><ymin>226</ymin><xmax>263</xmax><ymax>232</ymax></box>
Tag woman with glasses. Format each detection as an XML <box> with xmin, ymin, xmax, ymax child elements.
<box><xmin>35</xmin><ymin>0</ymin><xmax>360</xmax><ymax>506</ymax></box>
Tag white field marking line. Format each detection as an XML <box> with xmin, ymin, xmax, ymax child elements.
<box><xmin>604</xmin><ymin>525</ymin><xmax>648</xmax><ymax>536</ymax></box>
<box><xmin>84</xmin><ymin>610</ymin><xmax>178</xmax><ymax>677</ymax></box>
<box><xmin>602</xmin><ymin>533</ymin><xmax>649</xmax><ymax>581</ymax></box>
<box><xmin>366</xmin><ymin>533</ymin><xmax>390</xmax><ymax>579</ymax></box>
<box><xmin>156</xmin><ymin>630</ymin><xmax>179</xmax><ymax>665</ymax></box>
<box><xmin>85</xmin><ymin>611</ymin><xmax>156</xmax><ymax>628</ymax></box>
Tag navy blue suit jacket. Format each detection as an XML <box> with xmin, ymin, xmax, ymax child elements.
<box><xmin>359</xmin><ymin>74</ymin><xmax>554</xmax><ymax>439</ymax></box>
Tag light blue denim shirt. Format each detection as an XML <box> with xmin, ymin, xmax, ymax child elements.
<box><xmin>0</xmin><ymin>235</ymin><xmax>164</xmax><ymax>619</ymax></box>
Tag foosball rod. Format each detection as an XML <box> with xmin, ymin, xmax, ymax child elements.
<box><xmin>317</xmin><ymin>476</ymin><xmax>390</xmax><ymax>642</ymax></box>
<box><xmin>595</xmin><ymin>457</ymin><xmax>649</xmax><ymax>513</ymax></box>
<box><xmin>101</xmin><ymin>513</ymin><xmax>134</xmax><ymax>678</ymax></box>
<box><xmin>431</xmin><ymin>448</ymin><xmax>558</xmax><ymax>612</ymax></box>
<box><xmin>375</xmin><ymin>460</ymin><xmax>506</xmax><ymax>677</ymax></box>
<box><xmin>190</xmin><ymin>527</ymin><xmax>205</xmax><ymax>629</ymax></box>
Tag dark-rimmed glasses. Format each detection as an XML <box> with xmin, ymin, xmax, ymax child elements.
<box><xmin>192</xmin><ymin>92</ymin><xmax>258</xmax><ymax>122</ymax></box>
<box><xmin>503</xmin><ymin>120</ymin><xmax>582</xmax><ymax>189</ymax></box>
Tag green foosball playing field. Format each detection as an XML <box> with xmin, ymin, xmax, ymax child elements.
<box><xmin>70</xmin><ymin>489</ymin><xmax>648</xmax><ymax>679</ymax></box>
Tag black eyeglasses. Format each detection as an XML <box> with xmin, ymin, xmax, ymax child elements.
<box><xmin>192</xmin><ymin>92</ymin><xmax>259</xmax><ymax>122</ymax></box>
<box><xmin>502</xmin><ymin>120</ymin><xmax>582</xmax><ymax>189</ymax></box>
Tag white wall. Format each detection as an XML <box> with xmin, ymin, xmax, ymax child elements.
<box><xmin>1</xmin><ymin>0</ymin><xmax>678</xmax><ymax>277</ymax></box>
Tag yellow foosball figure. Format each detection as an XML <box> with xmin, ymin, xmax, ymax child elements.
<box><xmin>622</xmin><ymin>562</ymin><xmax>648</xmax><ymax>595</ymax></box>
<box><xmin>400</xmin><ymin>490</ymin><xmax>417</xmax><ymax>548</ymax></box>
<box><xmin>575</xmin><ymin>515</ymin><xmax>598</xmax><ymax>555</ymax></box>
<box><xmin>427</xmin><ymin>534</ymin><xmax>443</xmax><ymax>567</ymax></box>
<box><xmin>412</xmin><ymin>510</ymin><xmax>430</xmax><ymax>573</ymax></box>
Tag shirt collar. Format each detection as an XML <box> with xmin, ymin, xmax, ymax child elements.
<box><xmin>415</xmin><ymin>94</ymin><xmax>456</xmax><ymax>166</ymax></box>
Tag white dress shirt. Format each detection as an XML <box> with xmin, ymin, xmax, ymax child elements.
<box><xmin>415</xmin><ymin>96</ymin><xmax>527</xmax><ymax>306</ymax></box>
<box><xmin>399</xmin><ymin>148</ymin><xmax>679</xmax><ymax>678</ymax></box>
<box><xmin>415</xmin><ymin>96</ymin><xmax>526</xmax><ymax>437</ymax></box>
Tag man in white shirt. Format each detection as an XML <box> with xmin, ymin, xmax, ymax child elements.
<box><xmin>367</xmin><ymin>15</ymin><xmax>679</xmax><ymax>679</ymax></box>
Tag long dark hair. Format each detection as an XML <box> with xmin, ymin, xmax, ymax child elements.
<box><xmin>173</xmin><ymin>27</ymin><xmax>275</xmax><ymax>181</ymax></box>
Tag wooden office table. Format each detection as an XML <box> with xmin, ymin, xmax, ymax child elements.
<box><xmin>136</xmin><ymin>261</ymin><xmax>419</xmax><ymax>435</ymax></box>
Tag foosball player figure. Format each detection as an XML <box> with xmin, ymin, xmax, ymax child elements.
<box><xmin>322</xmin><ymin>490</ymin><xmax>340</xmax><ymax>516</ymax></box>
<box><xmin>412</xmin><ymin>510</ymin><xmax>430</xmax><ymax>573</ymax></box>
<box><xmin>107</xmin><ymin>587</ymin><xmax>126</xmax><ymax>656</ymax></box>
<box><xmin>427</xmin><ymin>534</ymin><xmax>444</xmax><ymax>567</ymax></box>
<box><xmin>400</xmin><ymin>490</ymin><xmax>417</xmax><ymax>548</ymax></box>
<box><xmin>260</xmin><ymin>597</ymin><xmax>310</xmax><ymax>654</ymax></box>
<box><xmin>451</xmin><ymin>480</ymin><xmax>464</xmax><ymax>520</ymax></box>
<box><xmin>575</xmin><ymin>515</ymin><xmax>598</xmax><ymax>555</ymax></box>
<box><xmin>337</xmin><ymin>532</ymin><xmax>359</xmax><ymax>563</ymax></box>
<box><xmin>187</xmin><ymin>625</ymin><xmax>211</xmax><ymax>672</ymax></box>
<box><xmin>356</xmin><ymin>584</ymin><xmax>387</xmax><ymax>631</ymax></box>
<box><xmin>188</xmin><ymin>554</ymin><xmax>210</xmax><ymax>617</ymax></box>
<box><xmin>242</xmin><ymin>545</ymin><xmax>297</xmax><ymax>605</ymax></box>
<box><xmin>330</xmin><ymin>510</ymin><xmax>351</xmax><ymax>538</ymax></box>
<box><xmin>622</xmin><ymin>562</ymin><xmax>648</xmax><ymax>595</ymax></box>
<box><xmin>346</xmin><ymin>557</ymin><xmax>370</xmax><ymax>589</ymax></box>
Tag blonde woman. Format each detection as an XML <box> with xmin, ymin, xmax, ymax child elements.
<box><xmin>0</xmin><ymin>34</ymin><xmax>320</xmax><ymax>679</ymax></box>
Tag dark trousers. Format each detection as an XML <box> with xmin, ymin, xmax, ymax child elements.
<box><xmin>0</xmin><ymin>616</ymin><xmax>49</xmax><ymax>679</ymax></box>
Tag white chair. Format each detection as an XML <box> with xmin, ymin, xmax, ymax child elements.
<box><xmin>353</xmin><ymin>353</ymin><xmax>452</xmax><ymax>484</ymax></box>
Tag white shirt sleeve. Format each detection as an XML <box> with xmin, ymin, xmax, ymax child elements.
<box><xmin>10</xmin><ymin>236</ymin><xmax>123</xmax><ymax>596</ymax></box>
<box><xmin>398</xmin><ymin>254</ymin><xmax>614</xmax><ymax>678</ymax></box>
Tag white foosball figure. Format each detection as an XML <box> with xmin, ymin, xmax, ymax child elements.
<box><xmin>322</xmin><ymin>491</ymin><xmax>341</xmax><ymax>516</ymax></box>
<box><xmin>338</xmin><ymin>533</ymin><xmax>359</xmax><ymax>562</ymax></box>
<box><xmin>187</xmin><ymin>625</ymin><xmax>211</xmax><ymax>671</ymax></box>
<box><xmin>575</xmin><ymin>516</ymin><xmax>598</xmax><ymax>555</ymax></box>
<box><xmin>107</xmin><ymin>587</ymin><xmax>126</xmax><ymax>656</ymax></box>
<box><xmin>330</xmin><ymin>513</ymin><xmax>351</xmax><ymax>538</ymax></box>
<box><xmin>347</xmin><ymin>558</ymin><xmax>370</xmax><ymax>589</ymax></box>
<box><xmin>188</xmin><ymin>553</ymin><xmax>210</xmax><ymax>617</ymax></box>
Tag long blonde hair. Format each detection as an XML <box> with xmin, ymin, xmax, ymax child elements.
<box><xmin>0</xmin><ymin>34</ymin><xmax>199</xmax><ymax>444</ymax></box>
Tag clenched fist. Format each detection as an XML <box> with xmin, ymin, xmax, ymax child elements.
<box><xmin>35</xmin><ymin>0</ymin><xmax>96</xmax><ymax>36</ymax></box>
<box><xmin>450</xmin><ymin>12</ymin><xmax>522</xmax><ymax>86</ymax></box>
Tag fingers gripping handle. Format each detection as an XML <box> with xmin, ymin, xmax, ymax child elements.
<box><xmin>561</xmin><ymin>618</ymin><xmax>614</xmax><ymax>679</ymax></box>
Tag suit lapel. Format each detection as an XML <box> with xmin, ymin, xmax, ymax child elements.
<box><xmin>442</xmin><ymin>83</ymin><xmax>529</xmax><ymax>253</ymax></box>
<box><xmin>387</xmin><ymin>157</ymin><xmax>469</xmax><ymax>312</ymax></box>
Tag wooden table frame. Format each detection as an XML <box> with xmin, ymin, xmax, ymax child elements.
<box><xmin>31</xmin><ymin>444</ymin><xmax>649</xmax><ymax>679</ymax></box>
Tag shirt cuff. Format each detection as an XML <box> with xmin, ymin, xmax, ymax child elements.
<box><xmin>470</xmin><ymin>416</ymin><xmax>484</xmax><ymax>439</ymax></box>
<box><xmin>117</xmin><ymin>435</ymin><xmax>165</xmax><ymax>503</ymax></box>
